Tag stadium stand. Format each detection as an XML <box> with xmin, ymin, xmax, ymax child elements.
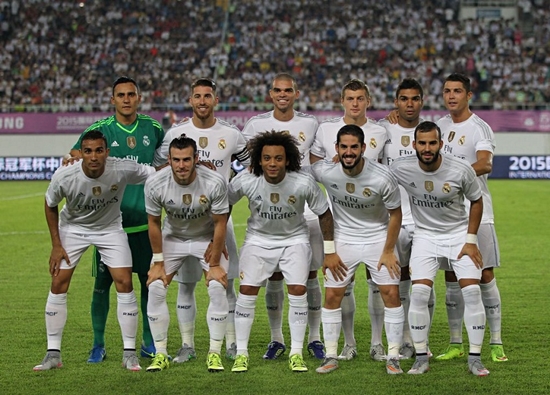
<box><xmin>0</xmin><ymin>0</ymin><xmax>548</xmax><ymax>112</ymax></box>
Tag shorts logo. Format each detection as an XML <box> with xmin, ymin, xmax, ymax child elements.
<box><xmin>92</xmin><ymin>186</ymin><xmax>102</xmax><ymax>196</ymax></box>
<box><xmin>199</xmin><ymin>194</ymin><xmax>208</xmax><ymax>205</ymax></box>
<box><xmin>218</xmin><ymin>139</ymin><xmax>226</xmax><ymax>150</ymax></box>
<box><xmin>239</xmin><ymin>271</ymin><xmax>245</xmax><ymax>280</ymax></box>
<box><xmin>281</xmin><ymin>130</ymin><xmax>290</xmax><ymax>136</ymax></box>
<box><xmin>288</xmin><ymin>195</ymin><xmax>296</xmax><ymax>204</ymax></box>
<box><xmin>127</xmin><ymin>136</ymin><xmax>137</xmax><ymax>149</ymax></box>
<box><xmin>448</xmin><ymin>131</ymin><xmax>456</xmax><ymax>142</ymax></box>
<box><xmin>199</xmin><ymin>137</ymin><xmax>208</xmax><ymax>148</ymax></box>
<box><xmin>363</xmin><ymin>187</ymin><xmax>372</xmax><ymax>197</ymax></box>
<box><xmin>270</xmin><ymin>193</ymin><xmax>279</xmax><ymax>204</ymax></box>
<box><xmin>298</xmin><ymin>131</ymin><xmax>306</xmax><ymax>142</ymax></box>
<box><xmin>143</xmin><ymin>135</ymin><xmax>150</xmax><ymax>147</ymax></box>
<box><xmin>182</xmin><ymin>194</ymin><xmax>192</xmax><ymax>205</ymax></box>
<box><xmin>424</xmin><ymin>181</ymin><xmax>433</xmax><ymax>192</ymax></box>
<box><xmin>401</xmin><ymin>136</ymin><xmax>410</xmax><ymax>147</ymax></box>
<box><xmin>369</xmin><ymin>138</ymin><xmax>377</xmax><ymax>149</ymax></box>
<box><xmin>458</xmin><ymin>136</ymin><xmax>466</xmax><ymax>145</ymax></box>
<box><xmin>346</xmin><ymin>183</ymin><xmax>355</xmax><ymax>194</ymax></box>
<box><xmin>442</xmin><ymin>183</ymin><xmax>451</xmax><ymax>193</ymax></box>
<box><xmin>110</xmin><ymin>184</ymin><xmax>118</xmax><ymax>192</ymax></box>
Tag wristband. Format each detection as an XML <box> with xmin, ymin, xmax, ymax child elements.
<box><xmin>324</xmin><ymin>240</ymin><xmax>336</xmax><ymax>254</ymax></box>
<box><xmin>152</xmin><ymin>252</ymin><xmax>164</xmax><ymax>262</ymax></box>
<box><xmin>465</xmin><ymin>234</ymin><xmax>478</xmax><ymax>244</ymax></box>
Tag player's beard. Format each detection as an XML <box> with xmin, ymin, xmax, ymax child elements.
<box><xmin>416</xmin><ymin>149</ymin><xmax>440</xmax><ymax>165</ymax></box>
<box><xmin>340</xmin><ymin>154</ymin><xmax>361</xmax><ymax>170</ymax></box>
<box><xmin>193</xmin><ymin>106</ymin><xmax>213</xmax><ymax>121</ymax></box>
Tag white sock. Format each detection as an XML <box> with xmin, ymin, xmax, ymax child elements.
<box><xmin>445</xmin><ymin>281</ymin><xmax>464</xmax><ymax>344</ymax></box>
<box><xmin>384</xmin><ymin>306</ymin><xmax>404</xmax><ymax>358</ymax></box>
<box><xmin>399</xmin><ymin>279</ymin><xmax>412</xmax><ymax>344</ymax></box>
<box><xmin>177</xmin><ymin>282</ymin><xmax>196</xmax><ymax>347</ymax></box>
<box><xmin>322</xmin><ymin>307</ymin><xmax>342</xmax><ymax>358</ymax></box>
<box><xmin>368</xmin><ymin>279</ymin><xmax>385</xmax><ymax>346</ymax></box>
<box><xmin>235</xmin><ymin>293</ymin><xmax>257</xmax><ymax>357</ymax></box>
<box><xmin>427</xmin><ymin>287</ymin><xmax>436</xmax><ymax>338</ymax></box>
<box><xmin>45</xmin><ymin>291</ymin><xmax>67</xmax><ymax>350</ymax></box>
<box><xmin>225</xmin><ymin>278</ymin><xmax>237</xmax><ymax>349</ymax></box>
<box><xmin>480</xmin><ymin>278</ymin><xmax>502</xmax><ymax>344</ymax></box>
<box><xmin>147</xmin><ymin>280</ymin><xmax>170</xmax><ymax>355</ymax></box>
<box><xmin>340</xmin><ymin>281</ymin><xmax>356</xmax><ymax>346</ymax></box>
<box><xmin>207</xmin><ymin>281</ymin><xmax>228</xmax><ymax>354</ymax></box>
<box><xmin>288</xmin><ymin>293</ymin><xmax>308</xmax><ymax>356</ymax></box>
<box><xmin>461</xmin><ymin>284</ymin><xmax>486</xmax><ymax>355</ymax></box>
<box><xmin>307</xmin><ymin>277</ymin><xmax>322</xmax><ymax>343</ymax></box>
<box><xmin>408</xmin><ymin>284</ymin><xmax>431</xmax><ymax>354</ymax></box>
<box><xmin>117</xmin><ymin>291</ymin><xmax>138</xmax><ymax>350</ymax></box>
<box><xmin>265</xmin><ymin>279</ymin><xmax>285</xmax><ymax>343</ymax></box>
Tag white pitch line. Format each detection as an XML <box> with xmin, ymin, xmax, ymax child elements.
<box><xmin>0</xmin><ymin>230</ymin><xmax>46</xmax><ymax>236</ymax></box>
<box><xmin>0</xmin><ymin>192</ymin><xmax>44</xmax><ymax>201</ymax></box>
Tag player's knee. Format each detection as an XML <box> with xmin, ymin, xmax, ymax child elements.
<box><xmin>480</xmin><ymin>268</ymin><xmax>494</xmax><ymax>283</ymax></box>
<box><xmin>287</xmin><ymin>284</ymin><xmax>306</xmax><ymax>296</ymax></box>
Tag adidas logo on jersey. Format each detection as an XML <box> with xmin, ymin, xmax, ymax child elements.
<box><xmin>77</xmin><ymin>192</ymin><xmax>85</xmax><ymax>198</ymax></box>
<box><xmin>167</xmin><ymin>199</ymin><xmax>175</xmax><ymax>205</ymax></box>
<box><xmin>330</xmin><ymin>184</ymin><xmax>339</xmax><ymax>189</ymax></box>
<box><xmin>409</xmin><ymin>182</ymin><xmax>417</xmax><ymax>188</ymax></box>
<box><xmin>254</xmin><ymin>195</ymin><xmax>262</xmax><ymax>201</ymax></box>
<box><xmin>111</xmin><ymin>141</ymin><xmax>119</xmax><ymax>147</ymax></box>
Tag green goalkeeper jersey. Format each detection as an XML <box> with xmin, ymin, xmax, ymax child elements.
<box><xmin>73</xmin><ymin>114</ymin><xmax>165</xmax><ymax>232</ymax></box>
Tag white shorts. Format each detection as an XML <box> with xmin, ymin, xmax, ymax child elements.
<box><xmin>324</xmin><ymin>241</ymin><xmax>400</xmax><ymax>288</ymax></box>
<box><xmin>59</xmin><ymin>228</ymin><xmax>131</xmax><ymax>270</ymax></box>
<box><xmin>174</xmin><ymin>216</ymin><xmax>238</xmax><ymax>284</ymax></box>
<box><xmin>239</xmin><ymin>243</ymin><xmax>311</xmax><ymax>287</ymax></box>
<box><xmin>410</xmin><ymin>236</ymin><xmax>482</xmax><ymax>282</ymax></box>
<box><xmin>163</xmin><ymin>234</ymin><xmax>229</xmax><ymax>278</ymax></box>
<box><xmin>396</xmin><ymin>224</ymin><xmax>414</xmax><ymax>268</ymax></box>
<box><xmin>478</xmin><ymin>223</ymin><xmax>500</xmax><ymax>269</ymax></box>
<box><xmin>307</xmin><ymin>217</ymin><xmax>324</xmax><ymax>271</ymax></box>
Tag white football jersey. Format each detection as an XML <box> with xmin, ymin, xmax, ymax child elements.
<box><xmin>438</xmin><ymin>113</ymin><xmax>495</xmax><ymax>224</ymax></box>
<box><xmin>380</xmin><ymin>119</ymin><xmax>417</xmax><ymax>226</ymax></box>
<box><xmin>228</xmin><ymin>170</ymin><xmax>329</xmax><ymax>247</ymax></box>
<box><xmin>390</xmin><ymin>154</ymin><xmax>482</xmax><ymax>238</ymax></box>
<box><xmin>144</xmin><ymin>166</ymin><xmax>229</xmax><ymax>240</ymax></box>
<box><xmin>158</xmin><ymin>118</ymin><xmax>249</xmax><ymax>180</ymax></box>
<box><xmin>45</xmin><ymin>158</ymin><xmax>154</xmax><ymax>233</ymax></box>
<box><xmin>242</xmin><ymin>110</ymin><xmax>318</xmax><ymax>166</ymax></box>
<box><xmin>311</xmin><ymin>159</ymin><xmax>401</xmax><ymax>244</ymax></box>
<box><xmin>310</xmin><ymin>116</ymin><xmax>388</xmax><ymax>161</ymax></box>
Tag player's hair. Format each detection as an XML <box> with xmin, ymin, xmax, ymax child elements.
<box><xmin>191</xmin><ymin>78</ymin><xmax>217</xmax><ymax>93</ymax></box>
<box><xmin>169</xmin><ymin>134</ymin><xmax>197</xmax><ymax>156</ymax></box>
<box><xmin>396</xmin><ymin>78</ymin><xmax>424</xmax><ymax>99</ymax></box>
<box><xmin>112</xmin><ymin>76</ymin><xmax>140</xmax><ymax>96</ymax></box>
<box><xmin>341</xmin><ymin>78</ymin><xmax>370</xmax><ymax>99</ymax></box>
<box><xmin>272</xmin><ymin>73</ymin><xmax>297</xmax><ymax>89</ymax></box>
<box><xmin>414</xmin><ymin>121</ymin><xmax>441</xmax><ymax>141</ymax></box>
<box><xmin>249</xmin><ymin>130</ymin><xmax>301</xmax><ymax>176</ymax></box>
<box><xmin>445</xmin><ymin>73</ymin><xmax>471</xmax><ymax>92</ymax></box>
<box><xmin>336</xmin><ymin>124</ymin><xmax>365</xmax><ymax>145</ymax></box>
<box><xmin>81</xmin><ymin>129</ymin><xmax>108</xmax><ymax>148</ymax></box>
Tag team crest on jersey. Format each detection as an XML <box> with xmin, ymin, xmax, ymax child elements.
<box><xmin>127</xmin><ymin>136</ymin><xmax>137</xmax><ymax>149</ymax></box>
<box><xmin>92</xmin><ymin>186</ymin><xmax>102</xmax><ymax>196</ymax></box>
<box><xmin>298</xmin><ymin>132</ymin><xmax>306</xmax><ymax>142</ymax></box>
<box><xmin>199</xmin><ymin>195</ymin><xmax>209</xmax><ymax>205</ymax></box>
<box><xmin>369</xmin><ymin>138</ymin><xmax>377</xmax><ymax>149</ymax></box>
<box><xmin>458</xmin><ymin>136</ymin><xmax>466</xmax><ymax>145</ymax></box>
<box><xmin>199</xmin><ymin>137</ymin><xmax>208</xmax><ymax>148</ymax></box>
<box><xmin>110</xmin><ymin>184</ymin><xmax>118</xmax><ymax>192</ymax></box>
<box><xmin>401</xmin><ymin>136</ymin><xmax>410</xmax><ymax>147</ymax></box>
<box><xmin>270</xmin><ymin>193</ymin><xmax>280</xmax><ymax>204</ymax></box>
<box><xmin>448</xmin><ymin>131</ymin><xmax>456</xmax><ymax>143</ymax></box>
<box><xmin>182</xmin><ymin>194</ymin><xmax>192</xmax><ymax>205</ymax></box>
<box><xmin>218</xmin><ymin>139</ymin><xmax>227</xmax><ymax>150</ymax></box>
<box><xmin>143</xmin><ymin>135</ymin><xmax>150</xmax><ymax>147</ymax></box>
<box><xmin>346</xmin><ymin>183</ymin><xmax>355</xmax><ymax>194</ymax></box>
<box><xmin>424</xmin><ymin>181</ymin><xmax>434</xmax><ymax>192</ymax></box>
<box><xmin>239</xmin><ymin>271</ymin><xmax>245</xmax><ymax>280</ymax></box>
<box><xmin>363</xmin><ymin>187</ymin><xmax>372</xmax><ymax>197</ymax></box>
<box><xmin>442</xmin><ymin>183</ymin><xmax>451</xmax><ymax>193</ymax></box>
<box><xmin>288</xmin><ymin>195</ymin><xmax>296</xmax><ymax>205</ymax></box>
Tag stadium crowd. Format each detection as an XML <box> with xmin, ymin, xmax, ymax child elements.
<box><xmin>0</xmin><ymin>0</ymin><xmax>549</xmax><ymax>112</ymax></box>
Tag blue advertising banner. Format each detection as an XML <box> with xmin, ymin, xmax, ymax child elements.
<box><xmin>490</xmin><ymin>156</ymin><xmax>550</xmax><ymax>179</ymax></box>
